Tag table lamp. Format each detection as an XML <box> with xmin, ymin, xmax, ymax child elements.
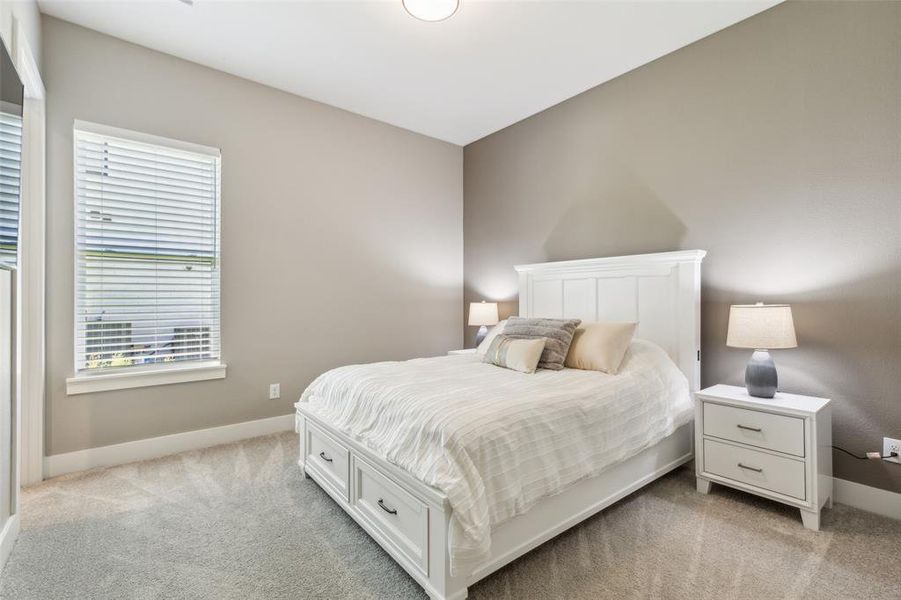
<box><xmin>468</xmin><ymin>301</ymin><xmax>499</xmax><ymax>347</ymax></box>
<box><xmin>726</xmin><ymin>303</ymin><xmax>797</xmax><ymax>398</ymax></box>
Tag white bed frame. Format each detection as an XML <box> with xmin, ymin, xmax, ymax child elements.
<box><xmin>296</xmin><ymin>249</ymin><xmax>706</xmax><ymax>600</ymax></box>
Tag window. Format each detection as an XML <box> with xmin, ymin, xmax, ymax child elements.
<box><xmin>69</xmin><ymin>121</ymin><xmax>223</xmax><ymax>394</ymax></box>
<box><xmin>0</xmin><ymin>111</ymin><xmax>22</xmax><ymax>267</ymax></box>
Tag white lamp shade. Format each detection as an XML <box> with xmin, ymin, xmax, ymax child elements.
<box><xmin>468</xmin><ymin>301</ymin><xmax>499</xmax><ymax>327</ymax></box>
<box><xmin>726</xmin><ymin>303</ymin><xmax>797</xmax><ymax>349</ymax></box>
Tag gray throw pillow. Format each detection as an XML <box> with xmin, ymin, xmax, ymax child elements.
<box><xmin>502</xmin><ymin>317</ymin><xmax>581</xmax><ymax>370</ymax></box>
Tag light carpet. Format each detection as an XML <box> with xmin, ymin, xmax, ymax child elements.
<box><xmin>1</xmin><ymin>432</ymin><xmax>899</xmax><ymax>599</ymax></box>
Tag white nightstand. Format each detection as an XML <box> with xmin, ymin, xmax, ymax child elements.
<box><xmin>447</xmin><ymin>349</ymin><xmax>477</xmax><ymax>355</ymax></box>
<box><xmin>694</xmin><ymin>384</ymin><xmax>832</xmax><ymax>531</ymax></box>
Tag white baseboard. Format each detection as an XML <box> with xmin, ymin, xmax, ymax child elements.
<box><xmin>834</xmin><ymin>477</ymin><xmax>901</xmax><ymax>521</ymax></box>
<box><xmin>43</xmin><ymin>414</ymin><xmax>295</xmax><ymax>479</ymax></box>
<box><xmin>0</xmin><ymin>514</ymin><xmax>20</xmax><ymax>571</ymax></box>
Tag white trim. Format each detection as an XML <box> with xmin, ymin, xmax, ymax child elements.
<box><xmin>44</xmin><ymin>413</ymin><xmax>294</xmax><ymax>478</ymax></box>
<box><xmin>14</xmin><ymin>26</ymin><xmax>44</xmax><ymax>100</ymax></box>
<box><xmin>834</xmin><ymin>477</ymin><xmax>901</xmax><ymax>521</ymax></box>
<box><xmin>0</xmin><ymin>270</ymin><xmax>16</xmax><ymax>562</ymax></box>
<box><xmin>66</xmin><ymin>361</ymin><xmax>227</xmax><ymax>395</ymax></box>
<box><xmin>514</xmin><ymin>249</ymin><xmax>707</xmax><ymax>273</ymax></box>
<box><xmin>0</xmin><ymin>514</ymin><xmax>20</xmax><ymax>571</ymax></box>
<box><xmin>70</xmin><ymin>122</ymin><xmax>223</xmax><ymax>379</ymax></box>
<box><xmin>73</xmin><ymin>119</ymin><xmax>221</xmax><ymax>158</ymax></box>
<box><xmin>14</xmin><ymin>18</ymin><xmax>45</xmax><ymax>486</ymax></box>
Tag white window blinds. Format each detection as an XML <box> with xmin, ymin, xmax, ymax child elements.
<box><xmin>0</xmin><ymin>111</ymin><xmax>22</xmax><ymax>268</ymax></box>
<box><xmin>74</xmin><ymin>123</ymin><xmax>221</xmax><ymax>373</ymax></box>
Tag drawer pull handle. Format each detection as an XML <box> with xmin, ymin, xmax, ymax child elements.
<box><xmin>377</xmin><ymin>498</ymin><xmax>398</xmax><ymax>515</ymax></box>
<box><xmin>318</xmin><ymin>451</ymin><xmax>333</xmax><ymax>463</ymax></box>
<box><xmin>736</xmin><ymin>424</ymin><xmax>762</xmax><ymax>432</ymax></box>
<box><xmin>737</xmin><ymin>462</ymin><xmax>763</xmax><ymax>473</ymax></box>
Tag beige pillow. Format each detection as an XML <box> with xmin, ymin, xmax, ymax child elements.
<box><xmin>482</xmin><ymin>335</ymin><xmax>546</xmax><ymax>374</ymax></box>
<box><xmin>476</xmin><ymin>319</ymin><xmax>507</xmax><ymax>355</ymax></box>
<box><xmin>565</xmin><ymin>321</ymin><xmax>638</xmax><ymax>374</ymax></box>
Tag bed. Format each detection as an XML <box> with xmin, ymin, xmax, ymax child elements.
<box><xmin>295</xmin><ymin>249</ymin><xmax>706</xmax><ymax>600</ymax></box>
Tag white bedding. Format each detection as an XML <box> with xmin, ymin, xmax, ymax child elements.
<box><xmin>299</xmin><ymin>339</ymin><xmax>693</xmax><ymax>572</ymax></box>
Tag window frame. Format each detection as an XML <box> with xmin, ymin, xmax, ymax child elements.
<box><xmin>66</xmin><ymin>120</ymin><xmax>225</xmax><ymax>395</ymax></box>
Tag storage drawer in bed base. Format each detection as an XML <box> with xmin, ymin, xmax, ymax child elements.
<box><xmin>296</xmin><ymin>409</ymin><xmax>694</xmax><ymax>600</ymax></box>
<box><xmin>303</xmin><ymin>422</ymin><xmax>351</xmax><ymax>502</ymax></box>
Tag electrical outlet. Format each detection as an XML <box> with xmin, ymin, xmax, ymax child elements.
<box><xmin>884</xmin><ymin>437</ymin><xmax>901</xmax><ymax>464</ymax></box>
<box><xmin>269</xmin><ymin>383</ymin><xmax>280</xmax><ymax>400</ymax></box>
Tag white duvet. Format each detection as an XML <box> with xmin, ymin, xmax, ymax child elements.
<box><xmin>299</xmin><ymin>339</ymin><xmax>693</xmax><ymax>572</ymax></box>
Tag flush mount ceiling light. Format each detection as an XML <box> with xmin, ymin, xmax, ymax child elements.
<box><xmin>403</xmin><ymin>0</ymin><xmax>460</xmax><ymax>22</ymax></box>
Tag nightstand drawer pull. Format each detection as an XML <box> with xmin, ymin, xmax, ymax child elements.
<box><xmin>737</xmin><ymin>462</ymin><xmax>763</xmax><ymax>473</ymax></box>
<box><xmin>377</xmin><ymin>498</ymin><xmax>398</xmax><ymax>515</ymax></box>
<box><xmin>319</xmin><ymin>451</ymin><xmax>333</xmax><ymax>463</ymax></box>
<box><xmin>736</xmin><ymin>424</ymin><xmax>762</xmax><ymax>432</ymax></box>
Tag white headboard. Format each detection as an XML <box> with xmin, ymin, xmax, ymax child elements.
<box><xmin>514</xmin><ymin>250</ymin><xmax>706</xmax><ymax>391</ymax></box>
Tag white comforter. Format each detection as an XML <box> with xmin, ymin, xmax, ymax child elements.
<box><xmin>299</xmin><ymin>339</ymin><xmax>693</xmax><ymax>572</ymax></box>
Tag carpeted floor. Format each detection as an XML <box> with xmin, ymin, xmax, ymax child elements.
<box><xmin>1</xmin><ymin>432</ymin><xmax>899</xmax><ymax>599</ymax></box>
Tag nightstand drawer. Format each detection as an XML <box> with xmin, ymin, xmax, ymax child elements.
<box><xmin>703</xmin><ymin>401</ymin><xmax>804</xmax><ymax>457</ymax></box>
<box><xmin>703</xmin><ymin>439</ymin><xmax>805</xmax><ymax>500</ymax></box>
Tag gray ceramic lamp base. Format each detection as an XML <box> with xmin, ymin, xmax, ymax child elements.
<box><xmin>745</xmin><ymin>349</ymin><xmax>777</xmax><ymax>398</ymax></box>
<box><xmin>474</xmin><ymin>325</ymin><xmax>489</xmax><ymax>348</ymax></box>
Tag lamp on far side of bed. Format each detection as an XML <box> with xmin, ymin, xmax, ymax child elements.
<box><xmin>469</xmin><ymin>301</ymin><xmax>499</xmax><ymax>347</ymax></box>
<box><xmin>726</xmin><ymin>303</ymin><xmax>797</xmax><ymax>399</ymax></box>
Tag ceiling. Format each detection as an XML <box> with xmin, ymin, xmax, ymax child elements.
<box><xmin>38</xmin><ymin>0</ymin><xmax>781</xmax><ymax>145</ymax></box>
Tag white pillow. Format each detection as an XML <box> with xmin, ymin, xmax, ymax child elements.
<box><xmin>477</xmin><ymin>319</ymin><xmax>507</xmax><ymax>355</ymax></box>
<box><xmin>482</xmin><ymin>335</ymin><xmax>546</xmax><ymax>374</ymax></box>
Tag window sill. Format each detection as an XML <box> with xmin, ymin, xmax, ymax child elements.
<box><xmin>66</xmin><ymin>361</ymin><xmax>227</xmax><ymax>395</ymax></box>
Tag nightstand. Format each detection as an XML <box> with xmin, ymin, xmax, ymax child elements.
<box><xmin>447</xmin><ymin>349</ymin><xmax>477</xmax><ymax>355</ymax></box>
<box><xmin>694</xmin><ymin>384</ymin><xmax>832</xmax><ymax>531</ymax></box>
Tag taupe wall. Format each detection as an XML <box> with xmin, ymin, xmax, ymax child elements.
<box><xmin>44</xmin><ymin>16</ymin><xmax>463</xmax><ymax>455</ymax></box>
<box><xmin>464</xmin><ymin>1</ymin><xmax>901</xmax><ymax>492</ymax></box>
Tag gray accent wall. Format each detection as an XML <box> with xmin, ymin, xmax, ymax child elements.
<box><xmin>43</xmin><ymin>17</ymin><xmax>463</xmax><ymax>455</ymax></box>
<box><xmin>463</xmin><ymin>1</ymin><xmax>901</xmax><ymax>492</ymax></box>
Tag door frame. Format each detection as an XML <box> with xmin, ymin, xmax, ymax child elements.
<box><xmin>0</xmin><ymin>268</ymin><xmax>16</xmax><ymax>569</ymax></box>
<box><xmin>13</xmin><ymin>16</ymin><xmax>46</xmax><ymax>487</ymax></box>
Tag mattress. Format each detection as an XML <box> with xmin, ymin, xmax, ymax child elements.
<box><xmin>299</xmin><ymin>339</ymin><xmax>693</xmax><ymax>571</ymax></box>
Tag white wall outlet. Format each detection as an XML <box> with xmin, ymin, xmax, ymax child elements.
<box><xmin>884</xmin><ymin>437</ymin><xmax>901</xmax><ymax>464</ymax></box>
<box><xmin>269</xmin><ymin>383</ymin><xmax>280</xmax><ymax>400</ymax></box>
